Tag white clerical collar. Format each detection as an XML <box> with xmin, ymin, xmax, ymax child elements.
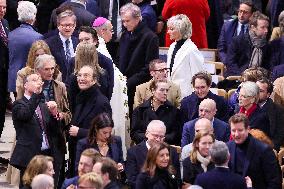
<box><xmin>24</xmin><ymin>94</ymin><xmax>31</xmax><ymax>100</ymax></box>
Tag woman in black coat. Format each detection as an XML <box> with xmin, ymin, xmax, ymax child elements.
<box><xmin>182</xmin><ymin>131</ymin><xmax>215</xmax><ymax>186</ymax></box>
<box><xmin>136</xmin><ymin>142</ymin><xmax>180</xmax><ymax>189</ymax></box>
<box><xmin>131</xmin><ymin>80</ymin><xmax>181</xmax><ymax>145</ymax></box>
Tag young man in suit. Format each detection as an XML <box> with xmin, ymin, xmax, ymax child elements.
<box><xmin>0</xmin><ymin>0</ymin><xmax>9</xmax><ymax>142</ymax></box>
<box><xmin>227</xmin><ymin>113</ymin><xmax>282</xmax><ymax>189</ymax></box>
<box><xmin>10</xmin><ymin>73</ymin><xmax>61</xmax><ymax>188</ymax></box>
<box><xmin>217</xmin><ymin>1</ymin><xmax>255</xmax><ymax>63</ymax></box>
<box><xmin>45</xmin><ymin>9</ymin><xmax>79</xmax><ymax>83</ymax></box>
<box><xmin>125</xmin><ymin>120</ymin><xmax>180</xmax><ymax>189</ymax></box>
<box><xmin>195</xmin><ymin>141</ymin><xmax>251</xmax><ymax>189</ymax></box>
<box><xmin>181</xmin><ymin>98</ymin><xmax>230</xmax><ymax>147</ymax></box>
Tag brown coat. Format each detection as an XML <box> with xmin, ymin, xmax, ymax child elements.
<box><xmin>133</xmin><ymin>79</ymin><xmax>181</xmax><ymax>109</ymax></box>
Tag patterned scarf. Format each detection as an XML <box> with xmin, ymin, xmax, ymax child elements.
<box><xmin>197</xmin><ymin>151</ymin><xmax>211</xmax><ymax>172</ymax></box>
<box><xmin>248</xmin><ymin>30</ymin><xmax>267</xmax><ymax>68</ymax></box>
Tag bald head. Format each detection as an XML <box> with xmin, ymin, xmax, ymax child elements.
<box><xmin>145</xmin><ymin>120</ymin><xmax>166</xmax><ymax>146</ymax></box>
<box><xmin>195</xmin><ymin>118</ymin><xmax>213</xmax><ymax>135</ymax></box>
<box><xmin>199</xmin><ymin>98</ymin><xmax>217</xmax><ymax>121</ymax></box>
<box><xmin>146</xmin><ymin>120</ymin><xmax>166</xmax><ymax>133</ymax></box>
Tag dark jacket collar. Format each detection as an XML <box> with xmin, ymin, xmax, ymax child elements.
<box><xmin>139</xmin><ymin>98</ymin><xmax>174</xmax><ymax>109</ymax></box>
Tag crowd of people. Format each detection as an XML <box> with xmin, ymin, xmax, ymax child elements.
<box><xmin>0</xmin><ymin>0</ymin><xmax>284</xmax><ymax>188</ymax></box>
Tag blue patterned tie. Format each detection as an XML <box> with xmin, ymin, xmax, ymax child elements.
<box><xmin>0</xmin><ymin>21</ymin><xmax>8</xmax><ymax>46</ymax></box>
<box><xmin>65</xmin><ymin>39</ymin><xmax>71</xmax><ymax>63</ymax></box>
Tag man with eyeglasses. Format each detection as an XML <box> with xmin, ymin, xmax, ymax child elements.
<box><xmin>180</xmin><ymin>71</ymin><xmax>229</xmax><ymax>124</ymax></box>
<box><xmin>218</xmin><ymin>0</ymin><xmax>255</xmax><ymax>63</ymax></box>
<box><xmin>125</xmin><ymin>120</ymin><xmax>180</xmax><ymax>189</ymax></box>
<box><xmin>134</xmin><ymin>59</ymin><xmax>181</xmax><ymax>109</ymax></box>
<box><xmin>181</xmin><ymin>98</ymin><xmax>230</xmax><ymax>148</ymax></box>
<box><xmin>45</xmin><ymin>10</ymin><xmax>79</xmax><ymax>83</ymax></box>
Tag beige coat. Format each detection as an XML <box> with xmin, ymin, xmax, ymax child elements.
<box><xmin>133</xmin><ymin>79</ymin><xmax>181</xmax><ymax>109</ymax></box>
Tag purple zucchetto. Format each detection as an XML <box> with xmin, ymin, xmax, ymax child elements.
<box><xmin>92</xmin><ymin>17</ymin><xmax>108</xmax><ymax>27</ymax></box>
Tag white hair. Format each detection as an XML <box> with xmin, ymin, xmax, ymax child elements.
<box><xmin>167</xmin><ymin>14</ymin><xmax>192</xmax><ymax>39</ymax></box>
<box><xmin>17</xmin><ymin>1</ymin><xmax>37</xmax><ymax>22</ymax></box>
<box><xmin>147</xmin><ymin>120</ymin><xmax>166</xmax><ymax>132</ymax></box>
<box><xmin>31</xmin><ymin>174</ymin><xmax>54</xmax><ymax>189</ymax></box>
<box><xmin>34</xmin><ymin>54</ymin><xmax>56</xmax><ymax>71</ymax></box>
<box><xmin>120</xmin><ymin>3</ymin><xmax>142</xmax><ymax>21</ymax></box>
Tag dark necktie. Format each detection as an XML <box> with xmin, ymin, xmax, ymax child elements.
<box><xmin>35</xmin><ymin>106</ymin><xmax>50</xmax><ymax>148</ymax></box>
<box><xmin>239</xmin><ymin>24</ymin><xmax>245</xmax><ymax>35</ymax></box>
<box><xmin>65</xmin><ymin>39</ymin><xmax>71</xmax><ymax>63</ymax></box>
<box><xmin>111</xmin><ymin>0</ymin><xmax>118</xmax><ymax>40</ymax></box>
<box><xmin>0</xmin><ymin>21</ymin><xmax>8</xmax><ymax>46</ymax></box>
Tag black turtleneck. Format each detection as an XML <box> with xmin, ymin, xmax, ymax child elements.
<box><xmin>170</xmin><ymin>38</ymin><xmax>187</xmax><ymax>75</ymax></box>
<box><xmin>235</xmin><ymin>135</ymin><xmax>250</xmax><ymax>175</ymax></box>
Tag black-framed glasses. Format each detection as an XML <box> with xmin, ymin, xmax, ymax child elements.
<box><xmin>153</xmin><ymin>68</ymin><xmax>170</xmax><ymax>73</ymax></box>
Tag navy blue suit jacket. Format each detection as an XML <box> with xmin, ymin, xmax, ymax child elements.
<box><xmin>217</xmin><ymin>18</ymin><xmax>238</xmax><ymax>63</ymax></box>
<box><xmin>181</xmin><ymin>118</ymin><xmax>230</xmax><ymax>147</ymax></box>
<box><xmin>45</xmin><ymin>34</ymin><xmax>79</xmax><ymax>82</ymax></box>
<box><xmin>194</xmin><ymin>167</ymin><xmax>247</xmax><ymax>189</ymax></box>
<box><xmin>227</xmin><ymin>135</ymin><xmax>282</xmax><ymax>189</ymax></box>
<box><xmin>75</xmin><ymin>136</ymin><xmax>124</xmax><ymax>169</ymax></box>
<box><xmin>180</xmin><ymin>91</ymin><xmax>229</xmax><ymax>123</ymax></box>
<box><xmin>271</xmin><ymin>64</ymin><xmax>284</xmax><ymax>81</ymax></box>
<box><xmin>225</xmin><ymin>33</ymin><xmax>270</xmax><ymax>77</ymax></box>
<box><xmin>61</xmin><ymin>176</ymin><xmax>79</xmax><ymax>189</ymax></box>
<box><xmin>125</xmin><ymin>141</ymin><xmax>180</xmax><ymax>189</ymax></box>
<box><xmin>269</xmin><ymin>36</ymin><xmax>284</xmax><ymax>69</ymax></box>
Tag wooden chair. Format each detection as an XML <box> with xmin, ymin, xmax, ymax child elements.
<box><xmin>217</xmin><ymin>89</ymin><xmax>227</xmax><ymax>100</ymax></box>
<box><xmin>170</xmin><ymin>145</ymin><xmax>182</xmax><ymax>154</ymax></box>
<box><xmin>228</xmin><ymin>89</ymin><xmax>237</xmax><ymax>100</ymax></box>
<box><xmin>200</xmin><ymin>48</ymin><xmax>218</xmax><ymax>62</ymax></box>
<box><xmin>205</xmin><ymin>61</ymin><xmax>224</xmax><ymax>76</ymax></box>
<box><xmin>226</xmin><ymin>76</ymin><xmax>242</xmax><ymax>81</ymax></box>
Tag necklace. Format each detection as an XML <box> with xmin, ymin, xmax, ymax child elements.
<box><xmin>97</xmin><ymin>141</ymin><xmax>108</xmax><ymax>148</ymax></box>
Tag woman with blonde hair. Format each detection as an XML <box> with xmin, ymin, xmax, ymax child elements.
<box><xmin>22</xmin><ymin>155</ymin><xmax>54</xmax><ymax>189</ymax></box>
<box><xmin>136</xmin><ymin>142</ymin><xmax>179</xmax><ymax>189</ymax></box>
<box><xmin>183</xmin><ymin>131</ymin><xmax>215</xmax><ymax>186</ymax></box>
<box><xmin>16</xmin><ymin>40</ymin><xmax>61</xmax><ymax>99</ymax></box>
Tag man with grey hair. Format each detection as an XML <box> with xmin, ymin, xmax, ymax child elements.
<box><xmin>34</xmin><ymin>54</ymin><xmax>71</xmax><ymax>187</ymax></box>
<box><xmin>125</xmin><ymin>120</ymin><xmax>180</xmax><ymax>188</ymax></box>
<box><xmin>119</xmin><ymin>3</ymin><xmax>159</xmax><ymax>113</ymax></box>
<box><xmin>45</xmin><ymin>9</ymin><xmax>79</xmax><ymax>82</ymax></box>
<box><xmin>181</xmin><ymin>98</ymin><xmax>230</xmax><ymax>147</ymax></box>
<box><xmin>7</xmin><ymin>1</ymin><xmax>43</xmax><ymax>95</ymax></box>
<box><xmin>194</xmin><ymin>141</ymin><xmax>252</xmax><ymax>189</ymax></box>
<box><xmin>31</xmin><ymin>174</ymin><xmax>54</xmax><ymax>189</ymax></box>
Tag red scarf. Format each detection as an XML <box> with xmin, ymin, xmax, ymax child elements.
<box><xmin>239</xmin><ymin>103</ymin><xmax>257</xmax><ymax>117</ymax></box>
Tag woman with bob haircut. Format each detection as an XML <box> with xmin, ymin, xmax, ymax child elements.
<box><xmin>166</xmin><ymin>14</ymin><xmax>204</xmax><ymax>99</ymax></box>
<box><xmin>22</xmin><ymin>155</ymin><xmax>54</xmax><ymax>189</ymax></box>
<box><xmin>75</xmin><ymin>113</ymin><xmax>124</xmax><ymax>172</ymax></box>
<box><xmin>136</xmin><ymin>142</ymin><xmax>179</xmax><ymax>189</ymax></box>
<box><xmin>182</xmin><ymin>131</ymin><xmax>215</xmax><ymax>186</ymax></box>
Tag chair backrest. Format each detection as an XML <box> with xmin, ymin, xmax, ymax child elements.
<box><xmin>205</xmin><ymin>61</ymin><xmax>224</xmax><ymax>76</ymax></box>
<box><xmin>200</xmin><ymin>48</ymin><xmax>218</xmax><ymax>62</ymax></box>
<box><xmin>228</xmin><ymin>89</ymin><xmax>237</xmax><ymax>100</ymax></box>
<box><xmin>226</xmin><ymin>76</ymin><xmax>242</xmax><ymax>81</ymax></box>
<box><xmin>170</xmin><ymin>145</ymin><xmax>182</xmax><ymax>154</ymax></box>
<box><xmin>217</xmin><ymin>89</ymin><xmax>227</xmax><ymax>99</ymax></box>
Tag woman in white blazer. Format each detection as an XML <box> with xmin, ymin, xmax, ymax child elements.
<box><xmin>166</xmin><ymin>14</ymin><xmax>205</xmax><ymax>99</ymax></box>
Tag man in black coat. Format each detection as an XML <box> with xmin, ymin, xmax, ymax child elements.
<box><xmin>0</xmin><ymin>0</ymin><xmax>9</xmax><ymax>140</ymax></box>
<box><xmin>68</xmin><ymin>65</ymin><xmax>112</xmax><ymax>177</ymax></box>
<box><xmin>225</xmin><ymin>11</ymin><xmax>270</xmax><ymax>77</ymax></box>
<box><xmin>10</xmin><ymin>73</ymin><xmax>63</xmax><ymax>188</ymax></box>
<box><xmin>119</xmin><ymin>3</ymin><xmax>159</xmax><ymax>112</ymax></box>
<box><xmin>126</xmin><ymin>120</ymin><xmax>180</xmax><ymax>189</ymax></box>
<box><xmin>256</xmin><ymin>78</ymin><xmax>284</xmax><ymax>151</ymax></box>
<box><xmin>227</xmin><ymin>113</ymin><xmax>282</xmax><ymax>189</ymax></box>
<box><xmin>195</xmin><ymin>141</ymin><xmax>250</xmax><ymax>189</ymax></box>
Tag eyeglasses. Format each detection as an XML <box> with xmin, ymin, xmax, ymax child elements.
<box><xmin>59</xmin><ymin>24</ymin><xmax>75</xmax><ymax>29</ymax></box>
<box><xmin>238</xmin><ymin>9</ymin><xmax>250</xmax><ymax>15</ymax></box>
<box><xmin>77</xmin><ymin>73</ymin><xmax>93</xmax><ymax>79</ymax></box>
<box><xmin>150</xmin><ymin>132</ymin><xmax>165</xmax><ymax>140</ymax></box>
<box><xmin>153</xmin><ymin>68</ymin><xmax>170</xmax><ymax>73</ymax></box>
<box><xmin>237</xmin><ymin>94</ymin><xmax>253</xmax><ymax>99</ymax></box>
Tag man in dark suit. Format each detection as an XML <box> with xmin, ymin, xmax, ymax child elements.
<box><xmin>0</xmin><ymin>0</ymin><xmax>9</xmax><ymax>140</ymax></box>
<box><xmin>227</xmin><ymin>113</ymin><xmax>282</xmax><ymax>189</ymax></box>
<box><xmin>217</xmin><ymin>1</ymin><xmax>255</xmax><ymax>63</ymax></box>
<box><xmin>125</xmin><ymin>120</ymin><xmax>180</xmax><ymax>189</ymax></box>
<box><xmin>180</xmin><ymin>71</ymin><xmax>229</xmax><ymax>123</ymax></box>
<box><xmin>49</xmin><ymin>0</ymin><xmax>96</xmax><ymax>34</ymax></box>
<box><xmin>10</xmin><ymin>73</ymin><xmax>62</xmax><ymax>187</ymax></box>
<box><xmin>181</xmin><ymin>98</ymin><xmax>230</xmax><ymax>147</ymax></box>
<box><xmin>45</xmin><ymin>9</ymin><xmax>79</xmax><ymax>83</ymax></box>
<box><xmin>256</xmin><ymin>78</ymin><xmax>284</xmax><ymax>151</ymax></box>
<box><xmin>225</xmin><ymin>11</ymin><xmax>270</xmax><ymax>77</ymax></box>
<box><xmin>195</xmin><ymin>141</ymin><xmax>251</xmax><ymax>189</ymax></box>
<box><xmin>119</xmin><ymin>3</ymin><xmax>159</xmax><ymax>113</ymax></box>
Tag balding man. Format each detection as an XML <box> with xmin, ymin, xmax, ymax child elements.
<box><xmin>125</xmin><ymin>120</ymin><xmax>180</xmax><ymax>189</ymax></box>
<box><xmin>181</xmin><ymin>98</ymin><xmax>230</xmax><ymax>147</ymax></box>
